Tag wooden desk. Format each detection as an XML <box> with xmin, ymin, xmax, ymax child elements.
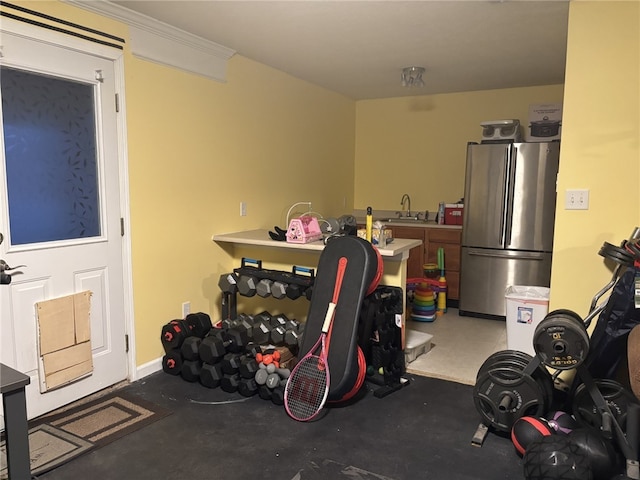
<box><xmin>1</xmin><ymin>363</ymin><xmax>31</xmax><ymax>480</ymax></box>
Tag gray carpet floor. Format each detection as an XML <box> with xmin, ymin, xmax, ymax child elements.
<box><xmin>34</xmin><ymin>371</ymin><xmax>525</xmax><ymax>479</ymax></box>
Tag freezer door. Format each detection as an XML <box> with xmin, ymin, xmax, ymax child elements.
<box><xmin>458</xmin><ymin>247</ymin><xmax>552</xmax><ymax>318</ymax></box>
<box><xmin>461</xmin><ymin>143</ymin><xmax>510</xmax><ymax>249</ymax></box>
<box><xmin>507</xmin><ymin>142</ymin><xmax>560</xmax><ymax>251</ymax></box>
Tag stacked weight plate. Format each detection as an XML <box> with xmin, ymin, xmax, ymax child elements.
<box><xmin>473</xmin><ymin>350</ymin><xmax>554</xmax><ymax>434</ymax></box>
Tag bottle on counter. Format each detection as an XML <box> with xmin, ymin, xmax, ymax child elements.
<box><xmin>437</xmin><ymin>202</ymin><xmax>445</xmax><ymax>225</ymax></box>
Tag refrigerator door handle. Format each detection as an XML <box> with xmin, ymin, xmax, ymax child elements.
<box><xmin>499</xmin><ymin>148</ymin><xmax>511</xmax><ymax>246</ymax></box>
<box><xmin>504</xmin><ymin>146</ymin><xmax>517</xmax><ymax>246</ymax></box>
<box><xmin>467</xmin><ymin>248</ymin><xmax>547</xmax><ymax>260</ymax></box>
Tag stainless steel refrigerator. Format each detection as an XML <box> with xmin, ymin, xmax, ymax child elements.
<box><xmin>459</xmin><ymin>141</ymin><xmax>560</xmax><ymax>318</ymax></box>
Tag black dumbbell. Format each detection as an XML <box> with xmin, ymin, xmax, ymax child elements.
<box><xmin>198</xmin><ymin>332</ymin><xmax>229</xmax><ymax>364</ymax></box>
<box><xmin>162</xmin><ymin>349</ymin><xmax>182</xmax><ymax>375</ymax></box>
<box><xmin>271</xmin><ymin>386</ymin><xmax>285</xmax><ymax>405</ymax></box>
<box><xmin>161</xmin><ymin>319</ymin><xmax>193</xmax><ymax>352</ymax></box>
<box><xmin>284</xmin><ymin>321</ymin><xmax>305</xmax><ymax>351</ymax></box>
<box><xmin>221</xmin><ymin>352</ymin><xmax>244</xmax><ymax>375</ymax></box>
<box><xmin>270</xmin><ymin>325</ymin><xmax>287</xmax><ymax>346</ymax></box>
<box><xmin>181</xmin><ymin>360</ymin><xmax>202</xmax><ymax>382</ymax></box>
<box><xmin>238</xmin><ymin>357</ymin><xmax>259</xmax><ymax>379</ymax></box>
<box><xmin>200</xmin><ymin>362</ymin><xmax>224</xmax><ymax>388</ymax></box>
<box><xmin>218</xmin><ymin>272</ymin><xmax>239</xmax><ymax>294</ymax></box>
<box><xmin>185</xmin><ymin>312</ymin><xmax>212</xmax><ymax>338</ymax></box>
<box><xmin>252</xmin><ymin>320</ymin><xmax>272</xmax><ymax>345</ymax></box>
<box><xmin>220</xmin><ymin>373</ymin><xmax>240</xmax><ymax>393</ymax></box>
<box><xmin>305</xmin><ymin>286</ymin><xmax>313</xmax><ymax>301</ymax></box>
<box><xmin>181</xmin><ymin>336</ymin><xmax>202</xmax><ymax>361</ymax></box>
<box><xmin>270</xmin><ymin>313</ymin><xmax>289</xmax><ymax>329</ymax></box>
<box><xmin>237</xmin><ymin>377</ymin><xmax>258</xmax><ymax>397</ymax></box>
<box><xmin>257</xmin><ymin>384</ymin><xmax>272</xmax><ymax>401</ymax></box>
<box><xmin>286</xmin><ymin>283</ymin><xmax>306</xmax><ymax>300</ymax></box>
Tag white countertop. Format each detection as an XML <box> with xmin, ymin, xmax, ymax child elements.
<box><xmin>212</xmin><ymin>229</ymin><xmax>422</xmax><ymax>259</ymax></box>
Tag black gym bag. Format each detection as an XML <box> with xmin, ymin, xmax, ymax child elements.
<box><xmin>297</xmin><ymin>235</ymin><xmax>380</xmax><ymax>402</ymax></box>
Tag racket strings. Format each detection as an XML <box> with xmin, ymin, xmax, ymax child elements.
<box><xmin>285</xmin><ymin>355</ymin><xmax>328</xmax><ymax>420</ymax></box>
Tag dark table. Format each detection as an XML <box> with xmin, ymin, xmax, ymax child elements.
<box><xmin>1</xmin><ymin>363</ymin><xmax>31</xmax><ymax>480</ymax></box>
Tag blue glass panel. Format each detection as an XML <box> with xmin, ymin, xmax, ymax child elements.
<box><xmin>1</xmin><ymin>66</ymin><xmax>100</xmax><ymax>245</ymax></box>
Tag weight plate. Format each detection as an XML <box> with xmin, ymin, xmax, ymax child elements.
<box><xmin>599</xmin><ymin>242</ymin><xmax>634</xmax><ymax>266</ymax></box>
<box><xmin>473</xmin><ymin>365</ymin><xmax>547</xmax><ymax>433</ymax></box>
<box><xmin>533</xmin><ymin>314</ymin><xmax>590</xmax><ymax>370</ymax></box>
<box><xmin>477</xmin><ymin>350</ymin><xmax>554</xmax><ymax>412</ymax></box>
<box><xmin>572</xmin><ymin>378</ymin><xmax>640</xmax><ymax>432</ymax></box>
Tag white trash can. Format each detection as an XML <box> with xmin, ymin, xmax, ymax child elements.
<box><xmin>504</xmin><ymin>285</ymin><xmax>550</xmax><ymax>356</ymax></box>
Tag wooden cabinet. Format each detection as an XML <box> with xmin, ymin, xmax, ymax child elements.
<box><xmin>355</xmin><ymin>224</ymin><xmax>462</xmax><ymax>305</ymax></box>
<box><xmin>425</xmin><ymin>228</ymin><xmax>462</xmax><ymax>302</ymax></box>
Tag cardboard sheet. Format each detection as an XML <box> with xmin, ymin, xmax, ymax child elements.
<box><xmin>36</xmin><ymin>291</ymin><xmax>93</xmax><ymax>391</ymax></box>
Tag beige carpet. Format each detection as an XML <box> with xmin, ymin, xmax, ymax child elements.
<box><xmin>0</xmin><ymin>392</ymin><xmax>171</xmax><ymax>478</ymax></box>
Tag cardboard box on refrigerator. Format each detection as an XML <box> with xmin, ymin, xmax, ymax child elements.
<box><xmin>526</xmin><ymin>103</ymin><xmax>562</xmax><ymax>142</ymax></box>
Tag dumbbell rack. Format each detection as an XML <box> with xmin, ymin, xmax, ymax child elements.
<box><xmin>220</xmin><ymin>257</ymin><xmax>315</xmax><ymax>321</ymax></box>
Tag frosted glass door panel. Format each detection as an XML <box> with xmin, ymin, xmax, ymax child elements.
<box><xmin>1</xmin><ymin>66</ymin><xmax>100</xmax><ymax>245</ymax></box>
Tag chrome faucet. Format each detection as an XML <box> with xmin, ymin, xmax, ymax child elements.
<box><xmin>400</xmin><ymin>194</ymin><xmax>411</xmax><ymax>217</ymax></box>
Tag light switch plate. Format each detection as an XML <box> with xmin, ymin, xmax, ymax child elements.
<box><xmin>565</xmin><ymin>189</ymin><xmax>589</xmax><ymax>210</ymax></box>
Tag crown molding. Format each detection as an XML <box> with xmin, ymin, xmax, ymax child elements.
<box><xmin>63</xmin><ymin>0</ymin><xmax>235</xmax><ymax>82</ymax></box>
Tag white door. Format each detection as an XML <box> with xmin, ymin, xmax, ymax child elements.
<box><xmin>0</xmin><ymin>20</ymin><xmax>129</xmax><ymax>419</ymax></box>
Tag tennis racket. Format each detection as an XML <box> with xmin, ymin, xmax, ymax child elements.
<box><xmin>284</xmin><ymin>257</ymin><xmax>347</xmax><ymax>421</ymax></box>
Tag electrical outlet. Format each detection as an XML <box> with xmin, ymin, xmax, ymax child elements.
<box><xmin>565</xmin><ymin>189</ymin><xmax>589</xmax><ymax>210</ymax></box>
<box><xmin>240</xmin><ymin>201</ymin><xmax>247</xmax><ymax>216</ymax></box>
<box><xmin>182</xmin><ymin>301</ymin><xmax>190</xmax><ymax>318</ymax></box>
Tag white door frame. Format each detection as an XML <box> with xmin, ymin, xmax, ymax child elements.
<box><xmin>0</xmin><ymin>17</ymin><xmax>137</xmax><ymax>382</ymax></box>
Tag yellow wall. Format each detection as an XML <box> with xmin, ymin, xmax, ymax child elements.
<box><xmin>550</xmin><ymin>1</ymin><xmax>639</xmax><ymax>318</ymax></box>
<box><xmin>7</xmin><ymin>1</ymin><xmax>639</xmax><ymax>370</ymax></box>
<box><xmin>9</xmin><ymin>1</ymin><xmax>356</xmax><ymax>365</ymax></box>
<box><xmin>354</xmin><ymin>85</ymin><xmax>564</xmax><ymax>213</ymax></box>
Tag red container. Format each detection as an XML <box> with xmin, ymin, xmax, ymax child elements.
<box><xmin>444</xmin><ymin>204</ymin><xmax>463</xmax><ymax>225</ymax></box>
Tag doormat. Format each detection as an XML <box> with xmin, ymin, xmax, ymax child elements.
<box><xmin>33</xmin><ymin>392</ymin><xmax>172</xmax><ymax>447</ymax></box>
<box><xmin>1</xmin><ymin>392</ymin><xmax>171</xmax><ymax>478</ymax></box>
<box><xmin>0</xmin><ymin>424</ymin><xmax>93</xmax><ymax>479</ymax></box>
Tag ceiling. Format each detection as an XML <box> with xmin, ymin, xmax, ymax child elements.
<box><xmin>111</xmin><ymin>0</ymin><xmax>570</xmax><ymax>100</ymax></box>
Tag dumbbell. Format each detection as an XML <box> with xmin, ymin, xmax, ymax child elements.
<box><xmin>271</xmin><ymin>281</ymin><xmax>288</xmax><ymax>299</ymax></box>
<box><xmin>161</xmin><ymin>319</ymin><xmax>193</xmax><ymax>352</ymax></box>
<box><xmin>252</xmin><ymin>319</ymin><xmax>272</xmax><ymax>345</ymax></box>
<box><xmin>220</xmin><ymin>373</ymin><xmax>240</xmax><ymax>392</ymax></box>
<box><xmin>270</xmin><ymin>313</ymin><xmax>289</xmax><ymax>329</ymax></box>
<box><xmin>238</xmin><ymin>357</ymin><xmax>259</xmax><ymax>379</ymax></box>
<box><xmin>237</xmin><ymin>378</ymin><xmax>258</xmax><ymax>397</ymax></box>
<box><xmin>305</xmin><ymin>286</ymin><xmax>313</xmax><ymax>301</ymax></box>
<box><xmin>181</xmin><ymin>360</ymin><xmax>202</xmax><ymax>382</ymax></box>
<box><xmin>218</xmin><ymin>272</ymin><xmax>239</xmax><ymax>294</ymax></box>
<box><xmin>181</xmin><ymin>336</ymin><xmax>202</xmax><ymax>361</ymax></box>
<box><xmin>256</xmin><ymin>278</ymin><xmax>273</xmax><ymax>298</ymax></box>
<box><xmin>285</xmin><ymin>283</ymin><xmax>306</xmax><ymax>300</ymax></box>
<box><xmin>284</xmin><ymin>321</ymin><xmax>305</xmax><ymax>351</ymax></box>
<box><xmin>184</xmin><ymin>312</ymin><xmax>212</xmax><ymax>338</ymax></box>
<box><xmin>200</xmin><ymin>362</ymin><xmax>223</xmax><ymax>388</ymax></box>
<box><xmin>162</xmin><ymin>349</ymin><xmax>183</xmax><ymax>375</ymax></box>
<box><xmin>257</xmin><ymin>385</ymin><xmax>272</xmax><ymax>401</ymax></box>
<box><xmin>198</xmin><ymin>332</ymin><xmax>234</xmax><ymax>364</ymax></box>
<box><xmin>270</xmin><ymin>325</ymin><xmax>287</xmax><ymax>346</ymax></box>
<box><xmin>221</xmin><ymin>352</ymin><xmax>245</xmax><ymax>375</ymax></box>
<box><xmin>237</xmin><ymin>274</ymin><xmax>258</xmax><ymax>297</ymax></box>
<box><xmin>271</xmin><ymin>386</ymin><xmax>285</xmax><ymax>406</ymax></box>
